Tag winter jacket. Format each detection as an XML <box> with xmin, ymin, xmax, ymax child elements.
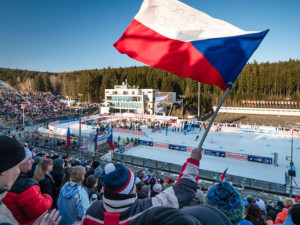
<box><xmin>82</xmin><ymin>157</ymin><xmax>199</xmax><ymax>225</ymax></box>
<box><xmin>39</xmin><ymin>174</ymin><xmax>57</xmax><ymax>208</ymax></box>
<box><xmin>276</xmin><ymin>215</ymin><xmax>295</xmax><ymax>225</ymax></box>
<box><xmin>51</xmin><ymin>167</ymin><xmax>65</xmax><ymax>190</ymax></box>
<box><xmin>0</xmin><ymin>189</ymin><xmax>19</xmax><ymax>225</ymax></box>
<box><xmin>2</xmin><ymin>172</ymin><xmax>52</xmax><ymax>224</ymax></box>
<box><xmin>84</xmin><ymin>187</ymin><xmax>102</xmax><ymax>201</ymax></box>
<box><xmin>233</xmin><ymin>219</ymin><xmax>253</xmax><ymax>225</ymax></box>
<box><xmin>275</xmin><ymin>209</ymin><xmax>288</xmax><ymax>224</ymax></box>
<box><xmin>57</xmin><ymin>181</ymin><xmax>91</xmax><ymax>225</ymax></box>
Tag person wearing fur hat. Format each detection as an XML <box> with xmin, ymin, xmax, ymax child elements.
<box><xmin>82</xmin><ymin>148</ymin><xmax>202</xmax><ymax>225</ymax></box>
<box><xmin>3</xmin><ymin>147</ymin><xmax>53</xmax><ymax>224</ymax></box>
<box><xmin>205</xmin><ymin>181</ymin><xmax>252</xmax><ymax>225</ymax></box>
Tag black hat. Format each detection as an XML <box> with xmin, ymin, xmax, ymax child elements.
<box><xmin>0</xmin><ymin>136</ymin><xmax>25</xmax><ymax>173</ymax></box>
<box><xmin>277</xmin><ymin>200</ymin><xmax>285</xmax><ymax>209</ymax></box>
<box><xmin>182</xmin><ymin>205</ymin><xmax>232</xmax><ymax>225</ymax></box>
<box><xmin>128</xmin><ymin>206</ymin><xmax>201</xmax><ymax>225</ymax></box>
<box><xmin>92</xmin><ymin>161</ymin><xmax>100</xmax><ymax>169</ymax></box>
<box><xmin>291</xmin><ymin>204</ymin><xmax>300</xmax><ymax>225</ymax></box>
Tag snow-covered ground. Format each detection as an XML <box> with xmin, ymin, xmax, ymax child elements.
<box><xmin>52</xmin><ymin>120</ymin><xmax>300</xmax><ymax>185</ymax></box>
<box><xmin>117</xmin><ymin>128</ymin><xmax>300</xmax><ymax>186</ymax></box>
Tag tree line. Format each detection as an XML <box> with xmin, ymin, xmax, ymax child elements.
<box><xmin>0</xmin><ymin>59</ymin><xmax>300</xmax><ymax>113</ymax></box>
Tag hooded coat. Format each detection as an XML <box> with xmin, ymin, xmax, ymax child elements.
<box><xmin>57</xmin><ymin>181</ymin><xmax>90</xmax><ymax>225</ymax></box>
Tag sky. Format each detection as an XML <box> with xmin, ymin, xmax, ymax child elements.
<box><xmin>0</xmin><ymin>0</ymin><xmax>299</xmax><ymax>73</ymax></box>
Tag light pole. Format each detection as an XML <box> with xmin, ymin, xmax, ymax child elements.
<box><xmin>198</xmin><ymin>83</ymin><xmax>201</xmax><ymax>120</ymax></box>
<box><xmin>289</xmin><ymin>128</ymin><xmax>295</xmax><ymax>197</ymax></box>
<box><xmin>21</xmin><ymin>104</ymin><xmax>25</xmax><ymax>127</ymax></box>
<box><xmin>179</xmin><ymin>95</ymin><xmax>185</xmax><ymax>119</ymax></box>
<box><xmin>78</xmin><ymin>93</ymin><xmax>82</xmax><ymax>159</ymax></box>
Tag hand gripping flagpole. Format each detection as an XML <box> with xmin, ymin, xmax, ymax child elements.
<box><xmin>197</xmin><ymin>82</ymin><xmax>234</xmax><ymax>150</ymax></box>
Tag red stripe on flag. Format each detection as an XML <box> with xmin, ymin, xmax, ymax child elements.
<box><xmin>114</xmin><ymin>19</ymin><xmax>227</xmax><ymax>90</ymax></box>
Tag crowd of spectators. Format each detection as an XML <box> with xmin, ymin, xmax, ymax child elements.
<box><xmin>1</xmin><ymin>136</ymin><xmax>300</xmax><ymax>225</ymax></box>
<box><xmin>0</xmin><ymin>91</ymin><xmax>75</xmax><ymax>124</ymax></box>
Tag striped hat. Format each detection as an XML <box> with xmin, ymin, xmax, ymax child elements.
<box><xmin>101</xmin><ymin>163</ymin><xmax>135</xmax><ymax>194</ymax></box>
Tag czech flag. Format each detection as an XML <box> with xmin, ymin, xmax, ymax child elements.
<box><xmin>114</xmin><ymin>0</ymin><xmax>268</xmax><ymax>91</ymax></box>
<box><xmin>220</xmin><ymin>167</ymin><xmax>228</xmax><ymax>182</ymax></box>
<box><xmin>81</xmin><ymin>147</ymin><xmax>88</xmax><ymax>151</ymax></box>
<box><xmin>94</xmin><ymin>133</ymin><xmax>98</xmax><ymax>151</ymax></box>
<box><xmin>66</xmin><ymin>127</ymin><xmax>71</xmax><ymax>148</ymax></box>
<box><xmin>107</xmin><ymin>133</ymin><xmax>115</xmax><ymax>151</ymax></box>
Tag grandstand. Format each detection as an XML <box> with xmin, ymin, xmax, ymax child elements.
<box><xmin>0</xmin><ymin>90</ymin><xmax>76</xmax><ymax>126</ymax></box>
<box><xmin>214</xmin><ymin>107</ymin><xmax>300</xmax><ymax>128</ymax></box>
<box><xmin>0</xmin><ymin>80</ymin><xmax>16</xmax><ymax>92</ymax></box>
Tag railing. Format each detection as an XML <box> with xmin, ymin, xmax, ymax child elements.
<box><xmin>112</xmin><ymin>152</ymin><xmax>293</xmax><ymax>196</ymax></box>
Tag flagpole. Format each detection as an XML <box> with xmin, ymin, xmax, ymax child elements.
<box><xmin>197</xmin><ymin>82</ymin><xmax>233</xmax><ymax>150</ymax></box>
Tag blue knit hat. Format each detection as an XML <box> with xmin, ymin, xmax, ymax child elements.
<box><xmin>100</xmin><ymin>163</ymin><xmax>135</xmax><ymax>194</ymax></box>
<box><xmin>205</xmin><ymin>181</ymin><xmax>244</xmax><ymax>223</ymax></box>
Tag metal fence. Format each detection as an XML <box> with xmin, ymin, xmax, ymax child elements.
<box><xmin>30</xmin><ymin>138</ymin><xmax>299</xmax><ymax>197</ymax></box>
<box><xmin>112</xmin><ymin>152</ymin><xmax>293</xmax><ymax>196</ymax></box>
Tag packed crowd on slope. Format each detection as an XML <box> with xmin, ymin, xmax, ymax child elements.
<box><xmin>0</xmin><ymin>136</ymin><xmax>300</xmax><ymax>225</ymax></box>
<box><xmin>0</xmin><ymin>91</ymin><xmax>75</xmax><ymax>124</ymax></box>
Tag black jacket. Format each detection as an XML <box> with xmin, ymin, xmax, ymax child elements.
<box><xmin>39</xmin><ymin>174</ymin><xmax>57</xmax><ymax>208</ymax></box>
<box><xmin>51</xmin><ymin>168</ymin><xmax>65</xmax><ymax>189</ymax></box>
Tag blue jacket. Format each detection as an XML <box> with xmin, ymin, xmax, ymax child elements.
<box><xmin>57</xmin><ymin>181</ymin><xmax>90</xmax><ymax>225</ymax></box>
<box><xmin>233</xmin><ymin>219</ymin><xmax>253</xmax><ymax>225</ymax></box>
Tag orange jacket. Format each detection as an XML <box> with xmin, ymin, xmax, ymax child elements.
<box><xmin>275</xmin><ymin>209</ymin><xmax>288</xmax><ymax>224</ymax></box>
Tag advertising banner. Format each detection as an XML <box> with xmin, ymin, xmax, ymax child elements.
<box><xmin>169</xmin><ymin>144</ymin><xmax>187</xmax><ymax>151</ymax></box>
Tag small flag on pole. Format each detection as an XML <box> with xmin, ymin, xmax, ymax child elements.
<box><xmin>66</xmin><ymin>127</ymin><xmax>71</xmax><ymax>148</ymax></box>
<box><xmin>220</xmin><ymin>167</ymin><xmax>228</xmax><ymax>182</ymax></box>
<box><xmin>94</xmin><ymin>133</ymin><xmax>98</xmax><ymax>151</ymax></box>
<box><xmin>81</xmin><ymin>147</ymin><xmax>88</xmax><ymax>151</ymax></box>
<box><xmin>107</xmin><ymin>133</ymin><xmax>115</xmax><ymax>151</ymax></box>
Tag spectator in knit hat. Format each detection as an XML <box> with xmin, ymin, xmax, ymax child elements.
<box><xmin>290</xmin><ymin>203</ymin><xmax>300</xmax><ymax>225</ymax></box>
<box><xmin>151</xmin><ymin>183</ymin><xmax>162</xmax><ymax>197</ymax></box>
<box><xmin>3</xmin><ymin>147</ymin><xmax>53</xmax><ymax>224</ymax></box>
<box><xmin>128</xmin><ymin>205</ymin><xmax>232</xmax><ymax>225</ymax></box>
<box><xmin>51</xmin><ymin>158</ymin><xmax>66</xmax><ymax>192</ymax></box>
<box><xmin>205</xmin><ymin>181</ymin><xmax>252</xmax><ymax>225</ymax></box>
<box><xmin>0</xmin><ymin>136</ymin><xmax>26</xmax><ymax>224</ymax></box>
<box><xmin>82</xmin><ymin>148</ymin><xmax>202</xmax><ymax>225</ymax></box>
<box><xmin>0</xmin><ymin>136</ymin><xmax>61</xmax><ymax>225</ymax></box>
